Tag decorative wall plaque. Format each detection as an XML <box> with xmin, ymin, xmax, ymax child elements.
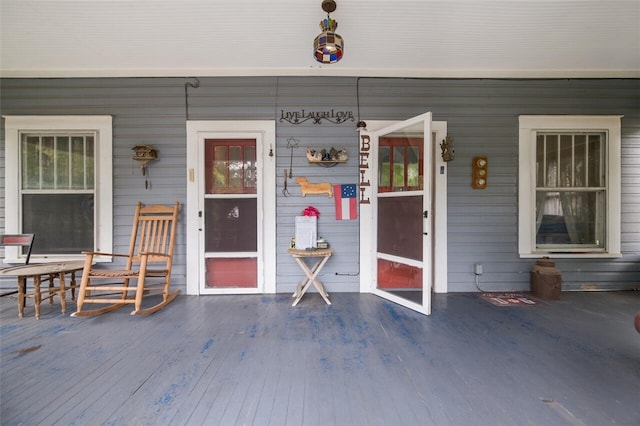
<box><xmin>280</xmin><ymin>109</ymin><xmax>354</xmax><ymax>125</ymax></box>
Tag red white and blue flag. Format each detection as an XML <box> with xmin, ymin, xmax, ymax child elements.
<box><xmin>334</xmin><ymin>184</ymin><xmax>357</xmax><ymax>220</ymax></box>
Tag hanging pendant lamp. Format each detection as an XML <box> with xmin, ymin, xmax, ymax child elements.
<box><xmin>313</xmin><ymin>0</ymin><xmax>343</xmax><ymax>64</ymax></box>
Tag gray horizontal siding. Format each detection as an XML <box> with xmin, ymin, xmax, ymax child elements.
<box><xmin>273</xmin><ymin>78</ymin><xmax>361</xmax><ymax>292</ymax></box>
<box><xmin>354</xmin><ymin>78</ymin><xmax>640</xmax><ymax>292</ymax></box>
<box><xmin>1</xmin><ymin>77</ymin><xmax>639</xmax><ymax>294</ymax></box>
<box><xmin>621</xmin><ymin>115</ymin><xmax>640</xmax><ymax>263</ymax></box>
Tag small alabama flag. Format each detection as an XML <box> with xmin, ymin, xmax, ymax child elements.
<box><xmin>334</xmin><ymin>184</ymin><xmax>357</xmax><ymax>220</ymax></box>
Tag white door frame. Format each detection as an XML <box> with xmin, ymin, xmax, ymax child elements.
<box><xmin>359</xmin><ymin>119</ymin><xmax>448</xmax><ymax>295</ymax></box>
<box><xmin>185</xmin><ymin>121</ymin><xmax>276</xmax><ymax>295</ymax></box>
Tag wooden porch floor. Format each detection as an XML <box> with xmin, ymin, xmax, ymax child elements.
<box><xmin>1</xmin><ymin>291</ymin><xmax>639</xmax><ymax>425</ymax></box>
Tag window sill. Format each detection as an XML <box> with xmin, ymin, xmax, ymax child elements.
<box><xmin>519</xmin><ymin>252</ymin><xmax>622</xmax><ymax>259</ymax></box>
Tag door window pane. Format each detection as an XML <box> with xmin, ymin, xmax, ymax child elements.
<box><xmin>379</xmin><ymin>137</ymin><xmax>423</xmax><ymax>192</ymax></box>
<box><xmin>205</xmin><ymin>139</ymin><xmax>257</xmax><ymax>194</ymax></box>
<box><xmin>205</xmin><ymin>198</ymin><xmax>257</xmax><ymax>252</ymax></box>
<box><xmin>379</xmin><ymin>147</ymin><xmax>390</xmax><ymax>188</ymax></box>
<box><xmin>377</xmin><ymin>195</ymin><xmax>422</xmax><ymax>260</ymax></box>
<box><xmin>393</xmin><ymin>147</ymin><xmax>405</xmax><ymax>188</ymax></box>
<box><xmin>244</xmin><ymin>146</ymin><xmax>256</xmax><ymax>189</ymax></box>
<box><xmin>377</xmin><ymin>258</ymin><xmax>422</xmax><ymax>289</ymax></box>
<box><xmin>229</xmin><ymin>146</ymin><xmax>243</xmax><ymax>189</ymax></box>
<box><xmin>407</xmin><ymin>146</ymin><xmax>420</xmax><ymax>187</ymax></box>
<box><xmin>205</xmin><ymin>258</ymin><xmax>257</xmax><ymax>288</ymax></box>
<box><xmin>212</xmin><ymin>146</ymin><xmax>228</xmax><ymax>190</ymax></box>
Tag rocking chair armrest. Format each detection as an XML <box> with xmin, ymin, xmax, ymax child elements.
<box><xmin>81</xmin><ymin>251</ymin><xmax>130</xmax><ymax>258</ymax></box>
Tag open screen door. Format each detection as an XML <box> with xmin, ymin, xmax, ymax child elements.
<box><xmin>371</xmin><ymin>113</ymin><xmax>433</xmax><ymax>315</ymax></box>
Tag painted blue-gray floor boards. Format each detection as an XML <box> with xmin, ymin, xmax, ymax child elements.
<box><xmin>1</xmin><ymin>292</ymin><xmax>638</xmax><ymax>425</ymax></box>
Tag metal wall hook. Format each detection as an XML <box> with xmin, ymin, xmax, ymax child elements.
<box><xmin>184</xmin><ymin>77</ymin><xmax>200</xmax><ymax>120</ymax></box>
<box><xmin>286</xmin><ymin>137</ymin><xmax>299</xmax><ymax>178</ymax></box>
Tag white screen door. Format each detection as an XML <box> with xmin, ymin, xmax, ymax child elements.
<box><xmin>371</xmin><ymin>113</ymin><xmax>433</xmax><ymax>315</ymax></box>
<box><xmin>203</xmin><ymin>138</ymin><xmax>259</xmax><ymax>291</ymax></box>
<box><xmin>186</xmin><ymin>121</ymin><xmax>276</xmax><ymax>296</ymax></box>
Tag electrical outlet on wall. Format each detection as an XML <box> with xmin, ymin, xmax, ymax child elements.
<box><xmin>474</xmin><ymin>264</ymin><xmax>483</xmax><ymax>275</ymax></box>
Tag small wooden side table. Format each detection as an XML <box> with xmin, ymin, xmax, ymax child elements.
<box><xmin>0</xmin><ymin>261</ymin><xmax>85</xmax><ymax>319</ymax></box>
<box><xmin>288</xmin><ymin>248</ymin><xmax>333</xmax><ymax>306</ymax></box>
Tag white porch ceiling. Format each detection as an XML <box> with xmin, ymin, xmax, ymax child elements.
<box><xmin>1</xmin><ymin>0</ymin><xmax>639</xmax><ymax>79</ymax></box>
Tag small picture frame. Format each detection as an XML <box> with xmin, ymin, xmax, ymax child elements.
<box><xmin>295</xmin><ymin>216</ymin><xmax>317</xmax><ymax>250</ymax></box>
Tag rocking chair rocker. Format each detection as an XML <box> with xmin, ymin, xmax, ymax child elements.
<box><xmin>72</xmin><ymin>202</ymin><xmax>180</xmax><ymax>316</ymax></box>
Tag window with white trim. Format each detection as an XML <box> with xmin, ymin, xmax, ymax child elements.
<box><xmin>518</xmin><ymin>116</ymin><xmax>621</xmax><ymax>258</ymax></box>
<box><xmin>3</xmin><ymin>116</ymin><xmax>113</xmax><ymax>262</ymax></box>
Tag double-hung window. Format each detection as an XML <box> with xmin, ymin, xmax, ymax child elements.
<box><xmin>518</xmin><ymin>116</ymin><xmax>621</xmax><ymax>258</ymax></box>
<box><xmin>3</xmin><ymin>116</ymin><xmax>113</xmax><ymax>262</ymax></box>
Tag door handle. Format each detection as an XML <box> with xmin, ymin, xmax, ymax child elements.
<box><xmin>423</xmin><ymin>210</ymin><xmax>428</xmax><ymax>235</ymax></box>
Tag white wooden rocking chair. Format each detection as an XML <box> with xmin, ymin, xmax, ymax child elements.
<box><xmin>72</xmin><ymin>202</ymin><xmax>180</xmax><ymax>316</ymax></box>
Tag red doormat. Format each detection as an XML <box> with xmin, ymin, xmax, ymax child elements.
<box><xmin>479</xmin><ymin>293</ymin><xmax>542</xmax><ymax>306</ymax></box>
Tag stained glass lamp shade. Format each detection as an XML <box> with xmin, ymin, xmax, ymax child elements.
<box><xmin>313</xmin><ymin>1</ymin><xmax>343</xmax><ymax>64</ymax></box>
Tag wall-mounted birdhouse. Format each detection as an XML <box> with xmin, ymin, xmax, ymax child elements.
<box><xmin>131</xmin><ymin>144</ymin><xmax>158</xmax><ymax>175</ymax></box>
